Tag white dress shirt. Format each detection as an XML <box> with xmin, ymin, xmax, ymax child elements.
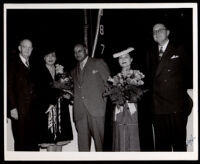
<box><xmin>80</xmin><ymin>56</ymin><xmax>89</xmax><ymax>70</ymax></box>
<box><xmin>159</xmin><ymin>39</ymin><xmax>169</xmax><ymax>52</ymax></box>
<box><xmin>19</xmin><ymin>54</ymin><xmax>29</xmax><ymax>67</ymax></box>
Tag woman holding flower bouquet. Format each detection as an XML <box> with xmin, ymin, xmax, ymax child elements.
<box><xmin>35</xmin><ymin>48</ymin><xmax>73</xmax><ymax>151</ymax></box>
<box><xmin>104</xmin><ymin>47</ymin><xmax>145</xmax><ymax>151</ymax></box>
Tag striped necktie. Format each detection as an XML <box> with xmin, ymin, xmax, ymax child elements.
<box><xmin>159</xmin><ymin>46</ymin><xmax>164</xmax><ymax>61</ymax></box>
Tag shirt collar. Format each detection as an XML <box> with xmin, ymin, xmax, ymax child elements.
<box><xmin>159</xmin><ymin>39</ymin><xmax>169</xmax><ymax>52</ymax></box>
<box><xmin>19</xmin><ymin>54</ymin><xmax>28</xmax><ymax>66</ymax></box>
<box><xmin>80</xmin><ymin>56</ymin><xmax>89</xmax><ymax>69</ymax></box>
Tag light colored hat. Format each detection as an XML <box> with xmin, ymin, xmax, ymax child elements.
<box><xmin>113</xmin><ymin>47</ymin><xmax>134</xmax><ymax>58</ymax></box>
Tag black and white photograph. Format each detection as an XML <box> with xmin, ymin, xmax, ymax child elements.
<box><xmin>3</xmin><ymin>2</ymin><xmax>198</xmax><ymax>161</ymax></box>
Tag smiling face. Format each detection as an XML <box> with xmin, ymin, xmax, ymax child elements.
<box><xmin>118</xmin><ymin>53</ymin><xmax>133</xmax><ymax>69</ymax></box>
<box><xmin>74</xmin><ymin>44</ymin><xmax>88</xmax><ymax>62</ymax></box>
<box><xmin>18</xmin><ymin>39</ymin><xmax>33</xmax><ymax>60</ymax></box>
<box><xmin>44</xmin><ymin>52</ymin><xmax>56</xmax><ymax>66</ymax></box>
<box><xmin>153</xmin><ymin>23</ymin><xmax>170</xmax><ymax>46</ymax></box>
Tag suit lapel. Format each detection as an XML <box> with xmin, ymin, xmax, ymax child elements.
<box><xmin>18</xmin><ymin>56</ymin><xmax>29</xmax><ymax>70</ymax></box>
<box><xmin>74</xmin><ymin>65</ymin><xmax>82</xmax><ymax>85</ymax></box>
<box><xmin>155</xmin><ymin>43</ymin><xmax>174</xmax><ymax>77</ymax></box>
<box><xmin>80</xmin><ymin>57</ymin><xmax>92</xmax><ymax>84</ymax></box>
<box><xmin>82</xmin><ymin>57</ymin><xmax>92</xmax><ymax>81</ymax></box>
<box><xmin>74</xmin><ymin>57</ymin><xmax>92</xmax><ymax>85</ymax></box>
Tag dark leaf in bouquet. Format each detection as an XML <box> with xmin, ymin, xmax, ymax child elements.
<box><xmin>53</xmin><ymin>81</ymin><xmax>67</xmax><ymax>90</ymax></box>
<box><xmin>104</xmin><ymin>85</ymin><xmax>126</xmax><ymax>106</ymax></box>
<box><xmin>103</xmin><ymin>83</ymin><xmax>113</xmax><ymax>97</ymax></box>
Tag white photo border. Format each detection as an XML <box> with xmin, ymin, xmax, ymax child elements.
<box><xmin>4</xmin><ymin>3</ymin><xmax>198</xmax><ymax>161</ymax></box>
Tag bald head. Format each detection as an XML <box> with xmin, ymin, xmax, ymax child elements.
<box><xmin>153</xmin><ymin>23</ymin><xmax>167</xmax><ymax>31</ymax></box>
<box><xmin>18</xmin><ymin>39</ymin><xmax>33</xmax><ymax>60</ymax></box>
<box><xmin>74</xmin><ymin>44</ymin><xmax>88</xmax><ymax>62</ymax></box>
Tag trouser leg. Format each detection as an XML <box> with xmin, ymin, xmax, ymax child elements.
<box><xmin>153</xmin><ymin>114</ymin><xmax>172</xmax><ymax>151</ymax></box>
<box><xmin>75</xmin><ymin>115</ymin><xmax>91</xmax><ymax>151</ymax></box>
<box><xmin>171</xmin><ymin>112</ymin><xmax>188</xmax><ymax>151</ymax></box>
<box><xmin>88</xmin><ymin>115</ymin><xmax>105</xmax><ymax>151</ymax></box>
<box><xmin>153</xmin><ymin>113</ymin><xmax>188</xmax><ymax>151</ymax></box>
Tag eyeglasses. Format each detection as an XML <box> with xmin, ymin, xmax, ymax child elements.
<box><xmin>153</xmin><ymin>28</ymin><xmax>166</xmax><ymax>35</ymax></box>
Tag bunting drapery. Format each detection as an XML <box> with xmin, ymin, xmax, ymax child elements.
<box><xmin>84</xmin><ymin>9</ymin><xmax>105</xmax><ymax>58</ymax></box>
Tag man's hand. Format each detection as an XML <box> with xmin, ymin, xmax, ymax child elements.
<box><xmin>10</xmin><ymin>108</ymin><xmax>19</xmax><ymax>120</ymax></box>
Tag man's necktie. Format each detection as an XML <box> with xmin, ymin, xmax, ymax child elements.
<box><xmin>80</xmin><ymin>63</ymin><xmax>84</xmax><ymax>70</ymax></box>
<box><xmin>159</xmin><ymin>46</ymin><xmax>164</xmax><ymax>61</ymax></box>
<box><xmin>25</xmin><ymin>60</ymin><xmax>29</xmax><ymax>68</ymax></box>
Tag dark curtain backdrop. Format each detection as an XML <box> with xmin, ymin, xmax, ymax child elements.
<box><xmin>7</xmin><ymin>8</ymin><xmax>192</xmax><ymax>78</ymax></box>
<box><xmin>7</xmin><ymin>9</ymin><xmax>85</xmax><ymax>71</ymax></box>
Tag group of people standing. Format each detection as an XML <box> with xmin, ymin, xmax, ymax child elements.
<box><xmin>7</xmin><ymin>23</ymin><xmax>193</xmax><ymax>152</ymax></box>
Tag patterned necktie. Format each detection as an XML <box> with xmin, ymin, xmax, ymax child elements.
<box><xmin>159</xmin><ymin>46</ymin><xmax>164</xmax><ymax>61</ymax></box>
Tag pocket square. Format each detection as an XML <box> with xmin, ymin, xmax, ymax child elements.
<box><xmin>92</xmin><ymin>70</ymin><xmax>98</xmax><ymax>74</ymax></box>
<box><xmin>170</xmin><ymin>55</ymin><xmax>179</xmax><ymax>59</ymax></box>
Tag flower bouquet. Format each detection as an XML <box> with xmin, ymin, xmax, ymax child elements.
<box><xmin>52</xmin><ymin>64</ymin><xmax>74</xmax><ymax>104</ymax></box>
<box><xmin>46</xmin><ymin>64</ymin><xmax>74</xmax><ymax>140</ymax></box>
<box><xmin>103</xmin><ymin>70</ymin><xmax>145</xmax><ymax>108</ymax></box>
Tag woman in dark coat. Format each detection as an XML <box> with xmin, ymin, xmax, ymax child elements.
<box><xmin>35</xmin><ymin>48</ymin><xmax>73</xmax><ymax>151</ymax></box>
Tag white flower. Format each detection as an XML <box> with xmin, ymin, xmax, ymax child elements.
<box><xmin>129</xmin><ymin>70</ymin><xmax>134</xmax><ymax>75</ymax></box>
<box><xmin>107</xmin><ymin>76</ymin><xmax>114</xmax><ymax>83</ymax></box>
<box><xmin>137</xmin><ymin>80</ymin><xmax>144</xmax><ymax>85</ymax></box>
<box><xmin>129</xmin><ymin>79</ymin><xmax>138</xmax><ymax>85</ymax></box>
<box><xmin>55</xmin><ymin>64</ymin><xmax>64</xmax><ymax>74</ymax></box>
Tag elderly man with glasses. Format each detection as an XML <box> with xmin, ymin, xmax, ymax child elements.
<box><xmin>145</xmin><ymin>23</ymin><xmax>193</xmax><ymax>151</ymax></box>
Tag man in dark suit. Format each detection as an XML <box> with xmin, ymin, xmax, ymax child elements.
<box><xmin>71</xmin><ymin>44</ymin><xmax>110</xmax><ymax>151</ymax></box>
<box><xmin>7</xmin><ymin>39</ymin><xmax>39</xmax><ymax>151</ymax></box>
<box><xmin>146</xmin><ymin>23</ymin><xmax>193</xmax><ymax>151</ymax></box>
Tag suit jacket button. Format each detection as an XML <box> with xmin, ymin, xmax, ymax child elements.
<box><xmin>164</xmin><ymin>79</ymin><xmax>167</xmax><ymax>82</ymax></box>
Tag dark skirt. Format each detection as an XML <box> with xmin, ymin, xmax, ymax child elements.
<box><xmin>38</xmin><ymin>98</ymin><xmax>73</xmax><ymax>147</ymax></box>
